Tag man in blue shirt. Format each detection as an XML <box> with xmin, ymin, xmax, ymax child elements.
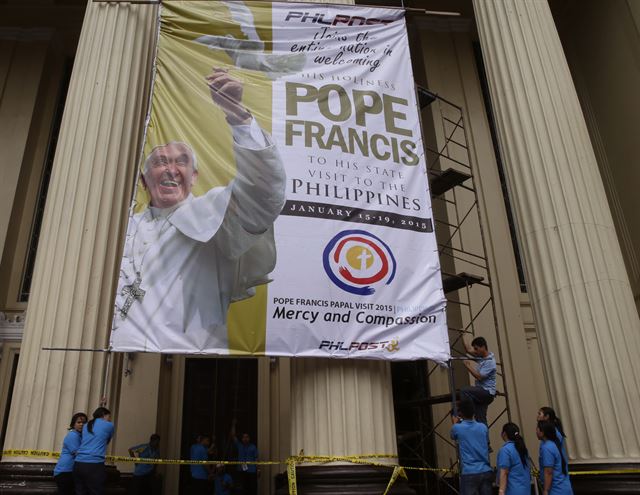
<box><xmin>190</xmin><ymin>434</ymin><xmax>212</xmax><ymax>495</ymax></box>
<box><xmin>231</xmin><ymin>419</ymin><xmax>258</xmax><ymax>495</ymax></box>
<box><xmin>461</xmin><ymin>336</ymin><xmax>497</xmax><ymax>426</ymax></box>
<box><xmin>450</xmin><ymin>399</ymin><xmax>493</xmax><ymax>495</ymax></box>
<box><xmin>214</xmin><ymin>464</ymin><xmax>233</xmax><ymax>495</ymax></box>
<box><xmin>128</xmin><ymin>434</ymin><xmax>160</xmax><ymax>495</ymax></box>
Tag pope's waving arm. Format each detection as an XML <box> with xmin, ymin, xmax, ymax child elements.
<box><xmin>205</xmin><ymin>67</ymin><xmax>286</xmax><ymax>236</ymax></box>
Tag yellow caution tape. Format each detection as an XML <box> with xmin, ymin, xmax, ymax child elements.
<box><xmin>3</xmin><ymin>449</ymin><xmax>449</xmax><ymax>494</ymax></box>
<box><xmin>1</xmin><ymin>449</ymin><xmax>279</xmax><ymax>466</ymax></box>
<box><xmin>5</xmin><ymin>448</ymin><xmax>637</xmax><ymax>495</ymax></box>
<box><xmin>565</xmin><ymin>469</ymin><xmax>640</xmax><ymax>476</ymax></box>
<box><xmin>281</xmin><ymin>453</ymin><xmax>454</xmax><ymax>494</ymax></box>
<box><xmin>1</xmin><ymin>450</ymin><xmax>397</xmax><ymax>468</ymax></box>
<box><xmin>2</xmin><ymin>449</ymin><xmax>60</xmax><ymax>459</ymax></box>
<box><xmin>400</xmin><ymin>465</ymin><xmax>456</xmax><ymax>473</ymax></box>
<box><xmin>383</xmin><ymin>466</ymin><xmax>407</xmax><ymax>495</ymax></box>
<box><xmin>284</xmin><ymin>453</ymin><xmax>409</xmax><ymax>494</ymax></box>
<box><xmin>529</xmin><ymin>466</ymin><xmax>640</xmax><ymax>476</ymax></box>
<box><xmin>287</xmin><ymin>457</ymin><xmax>297</xmax><ymax>495</ymax></box>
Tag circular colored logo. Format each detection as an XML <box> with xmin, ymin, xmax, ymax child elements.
<box><xmin>323</xmin><ymin>230</ymin><xmax>397</xmax><ymax>295</ymax></box>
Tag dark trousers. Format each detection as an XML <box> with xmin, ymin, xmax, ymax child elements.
<box><xmin>54</xmin><ymin>472</ymin><xmax>75</xmax><ymax>495</ymax></box>
<box><xmin>237</xmin><ymin>472</ymin><xmax>257</xmax><ymax>495</ymax></box>
<box><xmin>129</xmin><ymin>473</ymin><xmax>157</xmax><ymax>495</ymax></box>
<box><xmin>460</xmin><ymin>386</ymin><xmax>494</xmax><ymax>425</ymax></box>
<box><xmin>190</xmin><ymin>478</ymin><xmax>211</xmax><ymax>495</ymax></box>
<box><xmin>459</xmin><ymin>470</ymin><xmax>494</xmax><ymax>495</ymax></box>
<box><xmin>73</xmin><ymin>462</ymin><xmax>106</xmax><ymax>495</ymax></box>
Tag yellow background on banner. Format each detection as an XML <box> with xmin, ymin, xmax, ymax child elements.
<box><xmin>135</xmin><ymin>1</ymin><xmax>273</xmax><ymax>354</ymax></box>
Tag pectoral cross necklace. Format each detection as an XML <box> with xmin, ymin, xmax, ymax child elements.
<box><xmin>119</xmin><ymin>211</ymin><xmax>173</xmax><ymax>318</ymax></box>
<box><xmin>120</xmin><ymin>276</ymin><xmax>145</xmax><ymax>318</ymax></box>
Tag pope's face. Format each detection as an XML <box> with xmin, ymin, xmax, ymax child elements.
<box><xmin>143</xmin><ymin>143</ymin><xmax>198</xmax><ymax>209</ymax></box>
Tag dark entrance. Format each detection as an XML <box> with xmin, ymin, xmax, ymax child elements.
<box><xmin>0</xmin><ymin>353</ymin><xmax>19</xmax><ymax>453</ymax></box>
<box><xmin>179</xmin><ymin>358</ymin><xmax>258</xmax><ymax>493</ymax></box>
<box><xmin>392</xmin><ymin>361</ymin><xmax>440</xmax><ymax>495</ymax></box>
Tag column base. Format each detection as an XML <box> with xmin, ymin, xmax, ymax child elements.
<box><xmin>275</xmin><ymin>464</ymin><xmax>415</xmax><ymax>494</ymax></box>
<box><xmin>570</xmin><ymin>463</ymin><xmax>640</xmax><ymax>495</ymax></box>
<box><xmin>0</xmin><ymin>462</ymin><xmax>126</xmax><ymax>494</ymax></box>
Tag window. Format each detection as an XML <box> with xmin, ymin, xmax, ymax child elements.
<box><xmin>18</xmin><ymin>60</ymin><xmax>73</xmax><ymax>302</ymax></box>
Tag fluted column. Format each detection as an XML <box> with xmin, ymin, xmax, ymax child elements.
<box><xmin>285</xmin><ymin>359</ymin><xmax>412</xmax><ymax>494</ymax></box>
<box><xmin>2</xmin><ymin>0</ymin><xmax>156</xmax><ymax>463</ymax></box>
<box><xmin>473</xmin><ymin>0</ymin><xmax>640</xmax><ymax>471</ymax></box>
<box><xmin>291</xmin><ymin>359</ymin><xmax>397</xmax><ymax>459</ymax></box>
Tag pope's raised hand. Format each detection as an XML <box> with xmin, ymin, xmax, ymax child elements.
<box><xmin>205</xmin><ymin>67</ymin><xmax>251</xmax><ymax>125</ymax></box>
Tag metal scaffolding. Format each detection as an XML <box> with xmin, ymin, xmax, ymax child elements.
<box><xmin>392</xmin><ymin>89</ymin><xmax>511</xmax><ymax>495</ymax></box>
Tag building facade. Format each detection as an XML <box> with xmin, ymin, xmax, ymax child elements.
<box><xmin>0</xmin><ymin>0</ymin><xmax>639</xmax><ymax>493</ymax></box>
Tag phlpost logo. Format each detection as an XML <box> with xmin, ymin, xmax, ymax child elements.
<box><xmin>322</xmin><ymin>230</ymin><xmax>396</xmax><ymax>296</ymax></box>
<box><xmin>284</xmin><ymin>11</ymin><xmax>394</xmax><ymax>27</ymax></box>
<box><xmin>318</xmin><ymin>337</ymin><xmax>400</xmax><ymax>353</ymax></box>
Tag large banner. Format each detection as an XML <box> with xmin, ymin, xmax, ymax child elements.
<box><xmin>110</xmin><ymin>1</ymin><xmax>449</xmax><ymax>362</ymax></box>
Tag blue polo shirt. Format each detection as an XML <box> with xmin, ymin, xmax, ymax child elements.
<box><xmin>54</xmin><ymin>429</ymin><xmax>82</xmax><ymax>475</ymax></box>
<box><xmin>496</xmin><ymin>441</ymin><xmax>531</xmax><ymax>495</ymax></box>
<box><xmin>234</xmin><ymin>439</ymin><xmax>258</xmax><ymax>473</ymax></box>
<box><xmin>450</xmin><ymin>420</ymin><xmax>491</xmax><ymax>475</ymax></box>
<box><xmin>75</xmin><ymin>419</ymin><xmax>114</xmax><ymax>463</ymax></box>
<box><xmin>190</xmin><ymin>443</ymin><xmax>209</xmax><ymax>480</ymax></box>
<box><xmin>476</xmin><ymin>352</ymin><xmax>497</xmax><ymax>395</ymax></box>
<box><xmin>130</xmin><ymin>443</ymin><xmax>160</xmax><ymax>476</ymax></box>
<box><xmin>539</xmin><ymin>440</ymin><xmax>573</xmax><ymax>494</ymax></box>
<box><xmin>215</xmin><ymin>472</ymin><xmax>233</xmax><ymax>495</ymax></box>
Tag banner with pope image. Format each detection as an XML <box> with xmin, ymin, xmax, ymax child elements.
<box><xmin>109</xmin><ymin>1</ymin><xmax>449</xmax><ymax>362</ymax></box>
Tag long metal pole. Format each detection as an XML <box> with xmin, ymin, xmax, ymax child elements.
<box><xmin>101</xmin><ymin>350</ymin><xmax>113</xmax><ymax>404</ymax></box>
<box><xmin>448</xmin><ymin>359</ymin><xmax>462</xmax><ymax>494</ymax></box>
<box><xmin>90</xmin><ymin>0</ymin><xmax>464</xmax><ymax>17</ymax></box>
<box><xmin>448</xmin><ymin>359</ymin><xmax>457</xmax><ymax>417</ymax></box>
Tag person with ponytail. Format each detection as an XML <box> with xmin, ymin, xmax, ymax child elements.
<box><xmin>536</xmin><ymin>420</ymin><xmax>573</xmax><ymax>495</ymax></box>
<box><xmin>538</xmin><ymin>407</ymin><xmax>568</xmax><ymax>461</ymax></box>
<box><xmin>53</xmin><ymin>412</ymin><xmax>87</xmax><ymax>494</ymax></box>
<box><xmin>496</xmin><ymin>422</ymin><xmax>531</xmax><ymax>495</ymax></box>
<box><xmin>73</xmin><ymin>407</ymin><xmax>115</xmax><ymax>495</ymax></box>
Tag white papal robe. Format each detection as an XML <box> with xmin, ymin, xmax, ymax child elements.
<box><xmin>110</xmin><ymin>122</ymin><xmax>285</xmax><ymax>353</ymax></box>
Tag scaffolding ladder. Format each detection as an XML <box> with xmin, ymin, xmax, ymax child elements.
<box><xmin>392</xmin><ymin>88</ymin><xmax>512</xmax><ymax>495</ymax></box>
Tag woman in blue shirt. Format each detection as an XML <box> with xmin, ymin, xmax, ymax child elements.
<box><xmin>53</xmin><ymin>412</ymin><xmax>87</xmax><ymax>494</ymax></box>
<box><xmin>73</xmin><ymin>407</ymin><xmax>114</xmax><ymax>495</ymax></box>
<box><xmin>538</xmin><ymin>407</ymin><xmax>568</xmax><ymax>461</ymax></box>
<box><xmin>496</xmin><ymin>422</ymin><xmax>531</xmax><ymax>495</ymax></box>
<box><xmin>537</xmin><ymin>421</ymin><xmax>573</xmax><ymax>495</ymax></box>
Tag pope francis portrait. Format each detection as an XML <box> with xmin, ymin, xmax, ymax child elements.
<box><xmin>110</xmin><ymin>67</ymin><xmax>286</xmax><ymax>353</ymax></box>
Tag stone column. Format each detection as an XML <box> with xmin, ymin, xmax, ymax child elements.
<box><xmin>473</xmin><ymin>0</ymin><xmax>640</xmax><ymax>491</ymax></box>
<box><xmin>0</xmin><ymin>0</ymin><xmax>157</xmax><ymax>490</ymax></box>
<box><xmin>282</xmin><ymin>358</ymin><xmax>412</xmax><ymax>494</ymax></box>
